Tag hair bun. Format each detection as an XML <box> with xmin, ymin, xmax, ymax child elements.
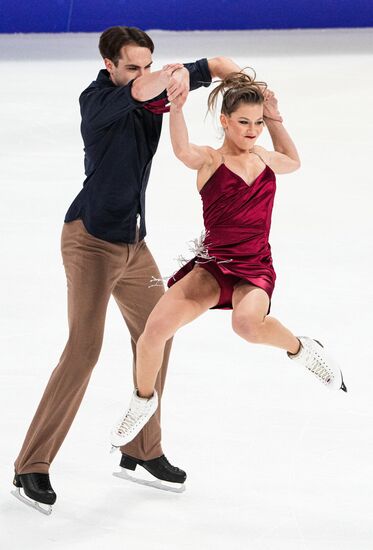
<box><xmin>208</xmin><ymin>68</ymin><xmax>267</xmax><ymax>115</ymax></box>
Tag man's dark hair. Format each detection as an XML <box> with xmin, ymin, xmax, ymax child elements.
<box><xmin>99</xmin><ymin>26</ymin><xmax>154</xmax><ymax>66</ymax></box>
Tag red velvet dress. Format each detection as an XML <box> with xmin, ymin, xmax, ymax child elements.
<box><xmin>167</xmin><ymin>162</ymin><xmax>277</xmax><ymax>310</ymax></box>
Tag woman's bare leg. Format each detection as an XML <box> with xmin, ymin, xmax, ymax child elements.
<box><xmin>231</xmin><ymin>283</ymin><xmax>300</xmax><ymax>353</ymax></box>
<box><xmin>137</xmin><ymin>266</ymin><xmax>220</xmax><ymax>397</ymax></box>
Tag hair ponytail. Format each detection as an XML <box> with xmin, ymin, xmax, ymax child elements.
<box><xmin>208</xmin><ymin>68</ymin><xmax>267</xmax><ymax>115</ymax></box>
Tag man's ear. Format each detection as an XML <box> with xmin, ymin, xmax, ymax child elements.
<box><xmin>104</xmin><ymin>58</ymin><xmax>113</xmax><ymax>73</ymax></box>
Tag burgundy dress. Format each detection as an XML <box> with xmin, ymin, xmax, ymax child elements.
<box><xmin>167</xmin><ymin>162</ymin><xmax>277</xmax><ymax>310</ymax></box>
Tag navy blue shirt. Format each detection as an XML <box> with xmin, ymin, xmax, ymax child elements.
<box><xmin>64</xmin><ymin>59</ymin><xmax>212</xmax><ymax>243</ymax></box>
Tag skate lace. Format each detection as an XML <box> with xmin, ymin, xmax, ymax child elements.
<box><xmin>161</xmin><ymin>455</ymin><xmax>180</xmax><ymax>472</ymax></box>
<box><xmin>305</xmin><ymin>347</ymin><xmax>333</xmax><ymax>384</ymax></box>
<box><xmin>116</xmin><ymin>400</ymin><xmax>150</xmax><ymax>435</ymax></box>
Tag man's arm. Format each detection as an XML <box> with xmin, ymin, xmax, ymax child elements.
<box><xmin>126</xmin><ymin>56</ymin><xmax>244</xmax><ymax>119</ymax></box>
<box><xmin>133</xmin><ymin>56</ymin><xmax>243</xmax><ymax>107</ymax></box>
<box><xmin>167</xmin><ymin>57</ymin><xmax>242</xmax><ymax>109</ymax></box>
<box><xmin>81</xmin><ymin>64</ymin><xmax>188</xmax><ymax>130</ymax></box>
<box><xmin>207</xmin><ymin>57</ymin><xmax>242</xmax><ymax>79</ymax></box>
<box><xmin>131</xmin><ymin>63</ymin><xmax>185</xmax><ymax>102</ymax></box>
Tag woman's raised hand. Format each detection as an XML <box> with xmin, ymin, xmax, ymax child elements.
<box><xmin>164</xmin><ymin>65</ymin><xmax>190</xmax><ymax>109</ymax></box>
<box><xmin>263</xmin><ymin>89</ymin><xmax>283</xmax><ymax>123</ymax></box>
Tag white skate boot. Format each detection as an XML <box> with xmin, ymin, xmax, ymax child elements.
<box><xmin>288</xmin><ymin>336</ymin><xmax>347</xmax><ymax>392</ymax></box>
<box><xmin>110</xmin><ymin>389</ymin><xmax>158</xmax><ymax>452</ymax></box>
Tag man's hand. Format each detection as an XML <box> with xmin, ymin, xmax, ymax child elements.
<box><xmin>263</xmin><ymin>89</ymin><xmax>283</xmax><ymax>123</ymax></box>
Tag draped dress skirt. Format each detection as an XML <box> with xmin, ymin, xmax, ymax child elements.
<box><xmin>168</xmin><ymin>162</ymin><xmax>277</xmax><ymax>311</ymax></box>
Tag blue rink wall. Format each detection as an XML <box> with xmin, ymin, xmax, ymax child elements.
<box><xmin>1</xmin><ymin>0</ymin><xmax>373</xmax><ymax>33</ymax></box>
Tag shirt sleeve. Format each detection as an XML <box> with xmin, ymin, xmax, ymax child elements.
<box><xmin>80</xmin><ymin>80</ymin><xmax>144</xmax><ymax>130</ymax></box>
<box><xmin>142</xmin><ymin>58</ymin><xmax>212</xmax><ymax>103</ymax></box>
<box><xmin>183</xmin><ymin>58</ymin><xmax>212</xmax><ymax>91</ymax></box>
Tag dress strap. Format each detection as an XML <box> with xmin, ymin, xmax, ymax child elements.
<box><xmin>250</xmin><ymin>150</ymin><xmax>266</xmax><ymax>166</ymax></box>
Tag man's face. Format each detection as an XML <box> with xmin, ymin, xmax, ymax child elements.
<box><xmin>104</xmin><ymin>44</ymin><xmax>153</xmax><ymax>86</ymax></box>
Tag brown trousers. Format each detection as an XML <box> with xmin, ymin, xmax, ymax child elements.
<box><xmin>15</xmin><ymin>219</ymin><xmax>172</xmax><ymax>474</ymax></box>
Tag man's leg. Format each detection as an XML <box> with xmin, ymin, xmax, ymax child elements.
<box><xmin>14</xmin><ymin>220</ymin><xmax>126</xmax><ymax>475</ymax></box>
<box><xmin>112</xmin><ymin>239</ymin><xmax>171</xmax><ymax>461</ymax></box>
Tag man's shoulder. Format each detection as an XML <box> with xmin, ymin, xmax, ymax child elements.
<box><xmin>79</xmin><ymin>70</ymin><xmax>113</xmax><ymax>105</ymax></box>
<box><xmin>80</xmin><ymin>70</ymin><xmax>112</xmax><ymax>94</ymax></box>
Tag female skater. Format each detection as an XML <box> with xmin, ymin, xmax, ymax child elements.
<box><xmin>110</xmin><ymin>71</ymin><xmax>346</xmax><ymax>451</ymax></box>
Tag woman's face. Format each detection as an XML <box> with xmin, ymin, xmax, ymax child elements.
<box><xmin>220</xmin><ymin>102</ymin><xmax>264</xmax><ymax>150</ymax></box>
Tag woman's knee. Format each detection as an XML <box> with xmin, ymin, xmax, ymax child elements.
<box><xmin>232</xmin><ymin>313</ymin><xmax>265</xmax><ymax>343</ymax></box>
<box><xmin>140</xmin><ymin>317</ymin><xmax>175</xmax><ymax>348</ymax></box>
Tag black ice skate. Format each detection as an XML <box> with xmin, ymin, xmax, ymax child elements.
<box><xmin>11</xmin><ymin>473</ymin><xmax>56</xmax><ymax>515</ymax></box>
<box><xmin>113</xmin><ymin>453</ymin><xmax>187</xmax><ymax>493</ymax></box>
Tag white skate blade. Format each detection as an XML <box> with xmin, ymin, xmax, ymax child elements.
<box><xmin>113</xmin><ymin>467</ymin><xmax>186</xmax><ymax>494</ymax></box>
<box><xmin>11</xmin><ymin>488</ymin><xmax>53</xmax><ymax>516</ymax></box>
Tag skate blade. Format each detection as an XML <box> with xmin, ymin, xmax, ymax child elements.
<box><xmin>11</xmin><ymin>488</ymin><xmax>53</xmax><ymax>516</ymax></box>
<box><xmin>112</xmin><ymin>468</ymin><xmax>186</xmax><ymax>494</ymax></box>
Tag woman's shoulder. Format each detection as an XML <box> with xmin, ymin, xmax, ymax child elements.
<box><xmin>251</xmin><ymin>145</ymin><xmax>301</xmax><ymax>175</ymax></box>
<box><xmin>196</xmin><ymin>147</ymin><xmax>224</xmax><ymax>192</ymax></box>
<box><xmin>250</xmin><ymin>145</ymin><xmax>270</xmax><ymax>165</ymax></box>
<box><xmin>203</xmin><ymin>146</ymin><xmax>222</xmax><ymax>162</ymax></box>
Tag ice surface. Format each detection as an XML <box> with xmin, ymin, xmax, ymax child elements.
<box><xmin>0</xmin><ymin>28</ymin><xmax>373</xmax><ymax>550</ymax></box>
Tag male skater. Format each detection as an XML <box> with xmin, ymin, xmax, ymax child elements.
<box><xmin>12</xmin><ymin>25</ymin><xmax>241</xmax><ymax>513</ymax></box>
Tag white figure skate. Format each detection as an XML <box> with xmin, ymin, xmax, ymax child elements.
<box><xmin>110</xmin><ymin>389</ymin><xmax>158</xmax><ymax>452</ymax></box>
<box><xmin>288</xmin><ymin>336</ymin><xmax>347</xmax><ymax>391</ymax></box>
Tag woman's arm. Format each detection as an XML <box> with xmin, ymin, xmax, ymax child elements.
<box><xmin>169</xmin><ymin>103</ymin><xmax>213</xmax><ymax>170</ymax></box>
<box><xmin>252</xmin><ymin>89</ymin><xmax>300</xmax><ymax>174</ymax></box>
<box><xmin>254</xmin><ymin>90</ymin><xmax>301</xmax><ymax>174</ymax></box>
<box><xmin>256</xmin><ymin>121</ymin><xmax>301</xmax><ymax>174</ymax></box>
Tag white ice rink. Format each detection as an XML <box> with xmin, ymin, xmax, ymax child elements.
<box><xmin>0</xmin><ymin>28</ymin><xmax>373</xmax><ymax>549</ymax></box>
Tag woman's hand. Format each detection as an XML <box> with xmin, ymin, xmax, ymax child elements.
<box><xmin>159</xmin><ymin>63</ymin><xmax>184</xmax><ymax>90</ymax></box>
<box><xmin>263</xmin><ymin>89</ymin><xmax>283</xmax><ymax>123</ymax></box>
<box><xmin>167</xmin><ymin>66</ymin><xmax>190</xmax><ymax>108</ymax></box>
<box><xmin>170</xmin><ymin>91</ymin><xmax>188</xmax><ymax>111</ymax></box>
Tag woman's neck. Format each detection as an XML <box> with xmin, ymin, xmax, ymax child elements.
<box><xmin>220</xmin><ymin>139</ymin><xmax>251</xmax><ymax>157</ymax></box>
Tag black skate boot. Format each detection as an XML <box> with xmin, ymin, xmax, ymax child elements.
<box><xmin>113</xmin><ymin>453</ymin><xmax>187</xmax><ymax>493</ymax></box>
<box><xmin>12</xmin><ymin>473</ymin><xmax>56</xmax><ymax>515</ymax></box>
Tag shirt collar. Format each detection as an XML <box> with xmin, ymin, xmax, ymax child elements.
<box><xmin>96</xmin><ymin>69</ymin><xmax>115</xmax><ymax>87</ymax></box>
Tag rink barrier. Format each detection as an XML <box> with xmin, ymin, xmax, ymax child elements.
<box><xmin>1</xmin><ymin>0</ymin><xmax>373</xmax><ymax>33</ymax></box>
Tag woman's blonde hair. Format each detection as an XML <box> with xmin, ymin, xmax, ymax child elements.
<box><xmin>208</xmin><ymin>68</ymin><xmax>267</xmax><ymax>115</ymax></box>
